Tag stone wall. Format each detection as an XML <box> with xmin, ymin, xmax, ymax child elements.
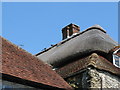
<box><xmin>99</xmin><ymin>71</ymin><xmax>120</xmax><ymax>88</ymax></box>
<box><xmin>66</xmin><ymin>67</ymin><xmax>120</xmax><ymax>89</ymax></box>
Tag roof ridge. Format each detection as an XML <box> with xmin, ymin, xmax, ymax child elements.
<box><xmin>56</xmin><ymin>53</ymin><xmax>120</xmax><ymax>78</ymax></box>
<box><xmin>36</xmin><ymin>25</ymin><xmax>106</xmax><ymax>56</ymax></box>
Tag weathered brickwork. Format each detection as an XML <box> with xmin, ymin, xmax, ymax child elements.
<box><xmin>66</xmin><ymin>68</ymin><xmax>120</xmax><ymax>89</ymax></box>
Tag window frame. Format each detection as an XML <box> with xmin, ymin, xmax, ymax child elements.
<box><xmin>113</xmin><ymin>48</ymin><xmax>120</xmax><ymax>68</ymax></box>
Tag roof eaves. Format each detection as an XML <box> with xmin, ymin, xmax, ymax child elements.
<box><xmin>2</xmin><ymin>73</ymin><xmax>65</xmax><ymax>90</ymax></box>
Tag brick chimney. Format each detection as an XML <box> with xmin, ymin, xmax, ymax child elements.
<box><xmin>62</xmin><ymin>23</ymin><xmax>80</xmax><ymax>40</ymax></box>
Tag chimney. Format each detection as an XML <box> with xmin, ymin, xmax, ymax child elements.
<box><xmin>62</xmin><ymin>23</ymin><xmax>80</xmax><ymax>40</ymax></box>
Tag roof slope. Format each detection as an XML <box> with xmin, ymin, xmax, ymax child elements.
<box><xmin>36</xmin><ymin>25</ymin><xmax>117</xmax><ymax>68</ymax></box>
<box><xmin>1</xmin><ymin>36</ymin><xmax>72</xmax><ymax>90</ymax></box>
<box><xmin>55</xmin><ymin>53</ymin><xmax>120</xmax><ymax>78</ymax></box>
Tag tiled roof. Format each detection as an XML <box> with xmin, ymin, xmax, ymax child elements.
<box><xmin>55</xmin><ymin>53</ymin><xmax>120</xmax><ymax>78</ymax></box>
<box><xmin>36</xmin><ymin>25</ymin><xmax>117</xmax><ymax>68</ymax></box>
<box><xmin>1</xmin><ymin>36</ymin><xmax>73</xmax><ymax>90</ymax></box>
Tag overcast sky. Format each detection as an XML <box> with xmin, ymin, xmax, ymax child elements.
<box><xmin>2</xmin><ymin>2</ymin><xmax>118</xmax><ymax>54</ymax></box>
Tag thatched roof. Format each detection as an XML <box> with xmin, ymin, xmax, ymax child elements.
<box><xmin>36</xmin><ymin>25</ymin><xmax>117</xmax><ymax>68</ymax></box>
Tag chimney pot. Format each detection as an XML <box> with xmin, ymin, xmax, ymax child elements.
<box><xmin>62</xmin><ymin>24</ymin><xmax>80</xmax><ymax>40</ymax></box>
